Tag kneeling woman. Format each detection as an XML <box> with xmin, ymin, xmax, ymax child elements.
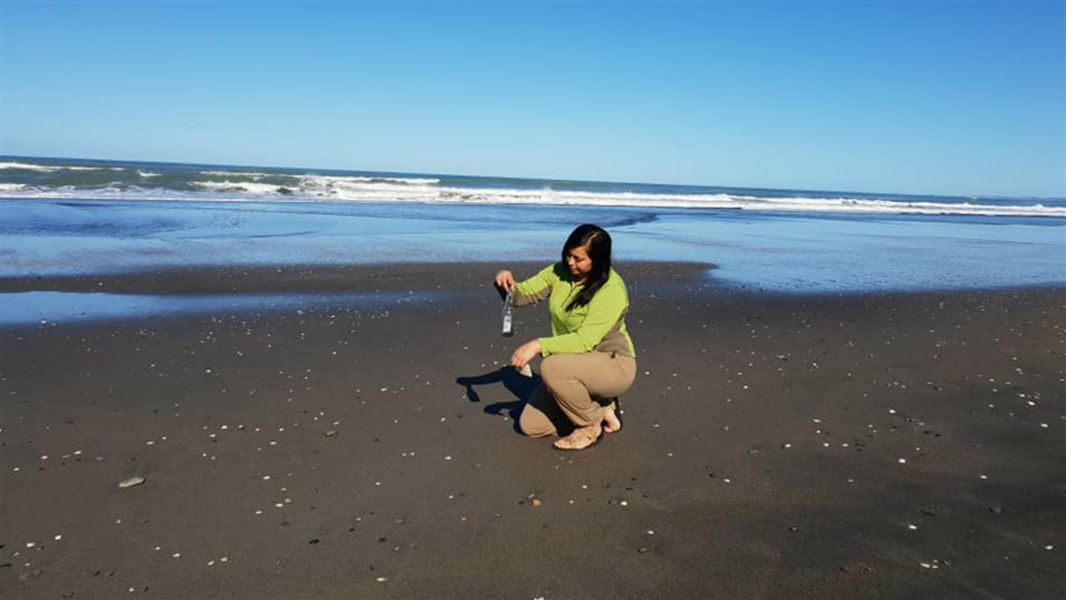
<box><xmin>494</xmin><ymin>224</ymin><xmax>637</xmax><ymax>451</ymax></box>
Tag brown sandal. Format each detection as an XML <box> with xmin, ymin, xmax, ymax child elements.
<box><xmin>553</xmin><ymin>424</ymin><xmax>603</xmax><ymax>451</ymax></box>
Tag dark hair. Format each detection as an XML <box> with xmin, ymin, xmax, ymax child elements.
<box><xmin>562</xmin><ymin>224</ymin><xmax>612</xmax><ymax>310</ymax></box>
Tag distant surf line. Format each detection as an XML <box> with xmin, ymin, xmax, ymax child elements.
<box><xmin>2</xmin><ymin>156</ymin><xmax>1064</xmax><ymax>218</ymax></box>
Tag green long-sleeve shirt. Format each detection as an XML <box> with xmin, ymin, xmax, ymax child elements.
<box><xmin>513</xmin><ymin>263</ymin><xmax>636</xmax><ymax>358</ymax></box>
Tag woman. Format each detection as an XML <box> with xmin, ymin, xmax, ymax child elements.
<box><xmin>494</xmin><ymin>224</ymin><xmax>637</xmax><ymax>451</ymax></box>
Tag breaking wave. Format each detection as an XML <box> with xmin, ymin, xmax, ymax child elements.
<box><xmin>1</xmin><ymin>158</ymin><xmax>1063</xmax><ymax>217</ymax></box>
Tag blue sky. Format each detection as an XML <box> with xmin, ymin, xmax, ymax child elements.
<box><xmin>1</xmin><ymin>1</ymin><xmax>1063</xmax><ymax>197</ymax></box>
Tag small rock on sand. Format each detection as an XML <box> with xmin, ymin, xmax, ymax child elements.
<box><xmin>118</xmin><ymin>476</ymin><xmax>145</xmax><ymax>489</ymax></box>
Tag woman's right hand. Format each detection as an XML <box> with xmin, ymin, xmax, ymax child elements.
<box><xmin>494</xmin><ymin>270</ymin><xmax>515</xmax><ymax>293</ymax></box>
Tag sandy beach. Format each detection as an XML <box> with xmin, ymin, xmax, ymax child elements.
<box><xmin>1</xmin><ymin>262</ymin><xmax>1063</xmax><ymax>599</ymax></box>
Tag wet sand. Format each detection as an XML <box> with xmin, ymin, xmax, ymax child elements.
<box><xmin>1</xmin><ymin>263</ymin><xmax>1064</xmax><ymax>599</ymax></box>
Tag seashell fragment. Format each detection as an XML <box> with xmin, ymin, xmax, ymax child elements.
<box><xmin>118</xmin><ymin>476</ymin><xmax>145</xmax><ymax>489</ymax></box>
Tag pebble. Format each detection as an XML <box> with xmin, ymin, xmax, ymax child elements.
<box><xmin>531</xmin><ymin>499</ymin><xmax>542</xmax><ymax>508</ymax></box>
<box><xmin>376</xmin><ymin>577</ymin><xmax>387</xmax><ymax>583</ymax></box>
<box><xmin>897</xmin><ymin>458</ymin><xmax>907</xmax><ymax>464</ymax></box>
<box><xmin>118</xmin><ymin>476</ymin><xmax>145</xmax><ymax>489</ymax></box>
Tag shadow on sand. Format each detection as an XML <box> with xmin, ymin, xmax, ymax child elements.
<box><xmin>456</xmin><ymin>367</ymin><xmax>543</xmax><ymax>434</ymax></box>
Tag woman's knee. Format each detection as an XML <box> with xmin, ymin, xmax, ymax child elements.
<box><xmin>539</xmin><ymin>354</ymin><xmax>570</xmax><ymax>385</ymax></box>
<box><xmin>519</xmin><ymin>403</ymin><xmax>556</xmax><ymax>438</ymax></box>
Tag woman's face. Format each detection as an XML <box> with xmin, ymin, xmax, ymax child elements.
<box><xmin>566</xmin><ymin>244</ymin><xmax>593</xmax><ymax>281</ymax></box>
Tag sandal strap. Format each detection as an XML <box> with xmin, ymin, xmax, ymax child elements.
<box><xmin>556</xmin><ymin>425</ymin><xmax>602</xmax><ymax>449</ymax></box>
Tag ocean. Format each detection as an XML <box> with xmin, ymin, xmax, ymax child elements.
<box><xmin>2</xmin><ymin>155</ymin><xmax>1063</xmax><ymax>216</ymax></box>
<box><xmin>1</xmin><ymin>155</ymin><xmax>1064</xmax><ymax>323</ymax></box>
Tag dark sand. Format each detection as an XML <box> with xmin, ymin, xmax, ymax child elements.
<box><xmin>1</xmin><ymin>263</ymin><xmax>1064</xmax><ymax>599</ymax></box>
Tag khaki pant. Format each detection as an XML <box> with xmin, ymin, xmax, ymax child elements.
<box><xmin>519</xmin><ymin>351</ymin><xmax>637</xmax><ymax>437</ymax></box>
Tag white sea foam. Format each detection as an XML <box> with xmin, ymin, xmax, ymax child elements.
<box><xmin>0</xmin><ymin>161</ymin><xmax>122</xmax><ymax>172</ymax></box>
<box><xmin>0</xmin><ymin>184</ymin><xmax>266</xmax><ymax>202</ymax></box>
<box><xmin>191</xmin><ymin>181</ymin><xmax>287</xmax><ymax>195</ymax></box>
<box><xmin>137</xmin><ymin>170</ymin><xmax>161</xmax><ymax>177</ymax></box>
<box><xmin>0</xmin><ymin>183</ymin><xmax>28</xmax><ymax>191</ymax></box>
<box><xmin>299</xmin><ymin>174</ymin><xmax>441</xmax><ymax>188</ymax></box>
<box><xmin>200</xmin><ymin>170</ymin><xmax>270</xmax><ymax>178</ymax></box>
<box><xmin>1</xmin><ymin>177</ymin><xmax>1062</xmax><ymax>217</ymax></box>
<box><xmin>0</xmin><ymin>160</ymin><xmax>124</xmax><ymax>172</ymax></box>
<box><xmin>299</xmin><ymin>174</ymin><xmax>440</xmax><ymax>199</ymax></box>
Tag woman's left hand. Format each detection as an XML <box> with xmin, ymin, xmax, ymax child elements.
<box><xmin>510</xmin><ymin>339</ymin><xmax>541</xmax><ymax>369</ymax></box>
